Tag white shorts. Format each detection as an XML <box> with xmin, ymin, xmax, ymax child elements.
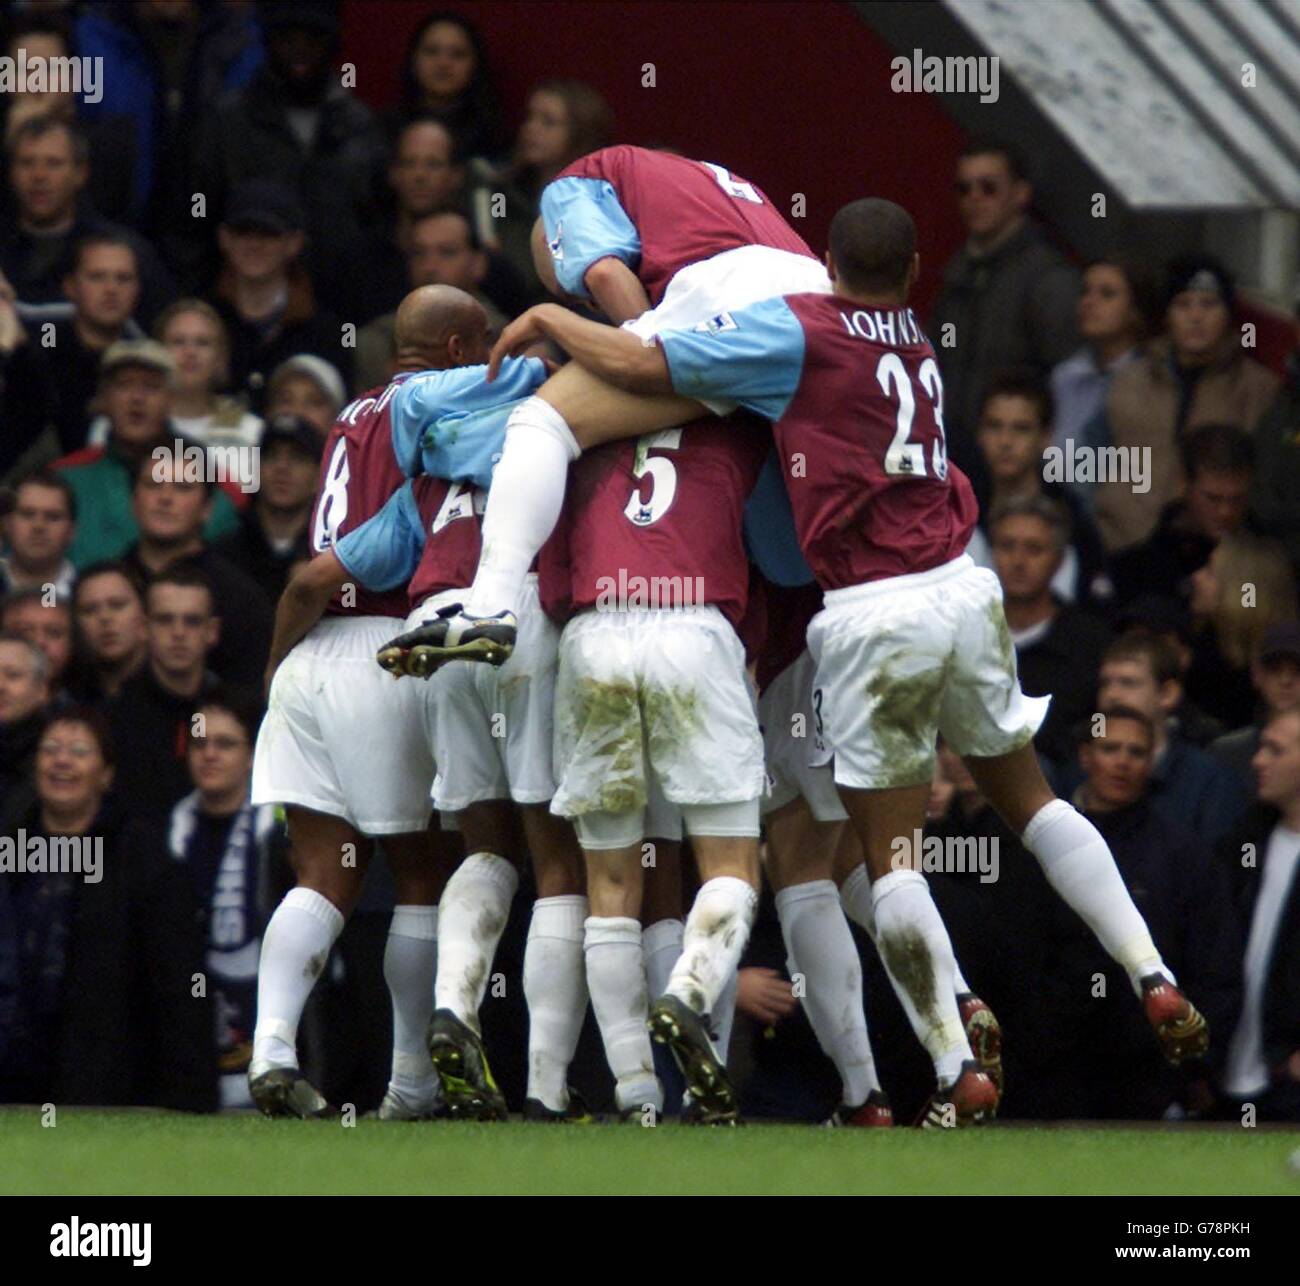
<box><xmin>551</xmin><ymin>606</ymin><xmax>765</xmax><ymax>822</ymax></box>
<box><xmin>759</xmin><ymin>649</ymin><xmax>847</xmax><ymax>823</ymax></box>
<box><xmin>252</xmin><ymin>616</ymin><xmax>434</xmax><ymax>834</ymax></box>
<box><xmin>622</xmin><ymin>245</ymin><xmax>831</xmax><ymax>413</ymax></box>
<box><xmin>421</xmin><ymin>575</ymin><xmax>558</xmax><ymax>811</ymax></box>
<box><xmin>806</xmin><ymin>556</ymin><xmax>1050</xmax><ymax>791</ymax></box>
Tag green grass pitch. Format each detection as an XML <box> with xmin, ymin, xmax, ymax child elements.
<box><xmin>3</xmin><ymin>1109</ymin><xmax>1299</xmax><ymax>1195</ymax></box>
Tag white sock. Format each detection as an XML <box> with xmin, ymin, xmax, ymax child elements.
<box><xmin>842</xmin><ymin>862</ymin><xmax>974</xmax><ymax>998</ymax></box>
<box><xmin>1023</xmin><ymin>798</ymin><xmax>1169</xmax><ymax>994</ymax></box>
<box><xmin>585</xmin><ymin>916</ymin><xmax>662</xmax><ymax>1113</ymax></box>
<box><xmin>384</xmin><ymin>904</ymin><xmax>439</xmax><ymax>1103</ymax></box>
<box><xmin>434</xmin><ymin>852</ymin><xmax>519</xmax><ymax>1032</ymax></box>
<box><xmin>870</xmin><ymin>869</ymin><xmax>970</xmax><ymax>1086</ymax></box>
<box><xmin>642</xmin><ymin>917</ymin><xmax>684</xmax><ymax>999</ymax></box>
<box><xmin>777</xmin><ymin>879</ymin><xmax>881</xmax><ymax>1106</ymax></box>
<box><xmin>524</xmin><ymin>895</ymin><xmax>589</xmax><ymax>1111</ymax></box>
<box><xmin>666</xmin><ymin>876</ymin><xmax>758</xmax><ymax>1016</ymax></box>
<box><xmin>251</xmin><ymin>886</ymin><xmax>344</xmax><ymax>1073</ymax></box>
<box><xmin>466</xmin><ymin>399</ymin><xmax>580</xmax><ymax>617</ymax></box>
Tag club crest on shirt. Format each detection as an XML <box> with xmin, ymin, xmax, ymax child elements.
<box><xmin>694</xmin><ymin>311</ymin><xmax>736</xmax><ymax>334</ymax></box>
<box><xmin>548</xmin><ymin>220</ymin><xmax>564</xmax><ymax>260</ymax></box>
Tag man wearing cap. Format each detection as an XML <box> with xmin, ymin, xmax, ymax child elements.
<box><xmin>190</xmin><ymin>1</ymin><xmax>385</xmax><ymax>283</ymax></box>
<box><xmin>264</xmin><ymin>353</ymin><xmax>345</xmax><ymax>437</ymax></box>
<box><xmin>208</xmin><ymin>179</ymin><xmax>349</xmax><ymax>413</ymax></box>
<box><xmin>1093</xmin><ymin>255</ymin><xmax>1280</xmax><ymax>554</ymax></box>
<box><xmin>53</xmin><ymin>340</ymin><xmax>239</xmax><ymax>567</ymax></box>
<box><xmin>214</xmin><ymin>416</ymin><xmax>319</xmax><ymax>600</ymax></box>
<box><xmin>1211</xmin><ymin>624</ymin><xmax>1300</xmax><ymax>799</ymax></box>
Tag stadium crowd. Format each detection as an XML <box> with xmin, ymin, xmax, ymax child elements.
<box><xmin>0</xmin><ymin>0</ymin><xmax>1297</xmax><ymax>1124</ymax></box>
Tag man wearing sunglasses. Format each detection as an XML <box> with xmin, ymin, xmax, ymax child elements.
<box><xmin>929</xmin><ymin>138</ymin><xmax>1079</xmax><ymax>482</ymax></box>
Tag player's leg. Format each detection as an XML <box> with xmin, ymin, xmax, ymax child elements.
<box><xmin>372</xmin><ymin>825</ymin><xmax>461</xmax><ymax>1119</ymax></box>
<box><xmin>640</xmin><ymin>830</ymin><xmax>684</xmax><ymax>1002</ymax></box>
<box><xmin>519</xmin><ymin>804</ymin><xmax>592</xmax><ymax>1120</ymax></box>
<box><xmin>464</xmin><ymin>364</ymin><xmax>704</xmax><ymax>622</ymax></box>
<box><xmin>425</xmin><ymin>798</ymin><xmax>519</xmax><ymax>1119</ymax></box>
<box><xmin>766</xmin><ymin>796</ymin><xmax>890</xmax><ymax>1125</ymax></box>
<box><xmin>963</xmin><ymin>743</ymin><xmax>1208</xmax><ymax>1062</ymax></box>
<box><xmin>249</xmin><ymin>805</ymin><xmax>370</xmax><ymax>1116</ymax></box>
<box><xmin>575</xmin><ymin>813</ymin><xmax>664</xmax><ymax>1119</ymax></box>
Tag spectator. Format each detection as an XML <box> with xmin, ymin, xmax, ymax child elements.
<box><xmin>987</xmin><ymin>493</ymin><xmax>1110</xmax><ymax>770</ymax></box>
<box><xmin>122</xmin><ymin>452</ymin><xmax>273</xmax><ymax>687</ymax></box>
<box><xmin>0</xmin><ymin>469</ymin><xmax>77</xmax><ymax>599</ymax></box>
<box><xmin>1211</xmin><ymin>624</ymin><xmax>1300</xmax><ymax>797</ymax></box>
<box><xmin>0</xmin><ymin>705</ymin><xmax>216</xmax><ymax>1110</ymax></box>
<box><xmin>172</xmin><ymin>689</ymin><xmax>277</xmax><ymax>1109</ymax></box>
<box><xmin>1055</xmin><ymin>705</ymin><xmax>1240</xmax><ymax>1118</ymax></box>
<box><xmin>190</xmin><ymin>2</ymin><xmax>386</xmax><ymax>287</ymax></box>
<box><xmin>53</xmin><ymin>339</ymin><xmax>239</xmax><ymax>566</ymax></box>
<box><xmin>1219</xmin><ymin>709</ymin><xmax>1300</xmax><ymax>1121</ymax></box>
<box><xmin>1093</xmin><ymin>255</ymin><xmax>1281</xmax><ymax>554</ymax></box>
<box><xmin>1111</xmin><ymin>425</ymin><xmax>1254</xmax><ymax>610</ymax></box>
<box><xmin>469</xmin><ymin>78</ymin><xmax>616</xmax><ymax>305</ymax></box>
<box><xmin>322</xmin><ymin>117</ymin><xmax>469</xmax><ymax>327</ymax></box>
<box><xmin>387</xmin><ymin>11</ymin><xmax>509</xmax><ymax>163</ymax></box>
<box><xmin>966</xmin><ymin>370</ymin><xmax>1111</xmax><ymax>605</ymax></box>
<box><xmin>7</xmin><ymin>234</ymin><xmax>145</xmax><ymax>455</ymax></box>
<box><xmin>106</xmin><ymin>565</ymin><xmax>223</xmax><ymax>819</ymax></box>
<box><xmin>1250</xmin><ymin>298</ymin><xmax>1300</xmax><ymax>567</ymax></box>
<box><xmin>928</xmin><ymin>137</ymin><xmax>1079</xmax><ymax>478</ymax></box>
<box><xmin>155</xmin><ymin>298</ymin><xmax>262</xmax><ymax>449</ymax></box>
<box><xmin>213</xmin><ymin>415</ymin><xmax>318</xmax><ymax>601</ymax></box>
<box><xmin>1</xmin><ymin>13</ymin><xmax>141</xmax><ymax>226</ymax></box>
<box><xmin>1049</xmin><ymin>254</ymin><xmax>1157</xmax><ymax>463</ymax></box>
<box><xmin>208</xmin><ymin>180</ymin><xmax>349</xmax><ymax>412</ymax></box>
<box><xmin>264</xmin><ymin>353</ymin><xmax>345</xmax><ymax>438</ymax></box>
<box><xmin>1094</xmin><ymin>633</ymin><xmax>1248</xmax><ymax>844</ymax></box>
<box><xmin>1186</xmin><ymin>530</ymin><xmax>1299</xmax><ymax>729</ymax></box>
<box><xmin>72</xmin><ymin>561</ymin><xmax>148</xmax><ymax>701</ymax></box>
<box><xmin>1</xmin><ymin>589</ymin><xmax>76</xmax><ymax>700</ymax></box>
<box><xmin>354</xmin><ymin>208</ymin><xmax>506</xmax><ymax>391</ymax></box>
<box><xmin>0</xmin><ymin>116</ymin><xmax>175</xmax><ymax>326</ymax></box>
<box><xmin>72</xmin><ymin>0</ymin><xmax>264</xmax><ymax>238</ymax></box>
<box><xmin>0</xmin><ymin>282</ymin><xmax>45</xmax><ymax>478</ymax></box>
<box><xmin>0</xmin><ymin>632</ymin><xmax>49</xmax><ymax>827</ymax></box>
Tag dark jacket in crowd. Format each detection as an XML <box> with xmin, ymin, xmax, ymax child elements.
<box><xmin>106</xmin><ymin>667</ymin><xmax>220</xmax><ymax>820</ymax></box>
<box><xmin>929</xmin><ymin>220</ymin><xmax>1080</xmax><ymax>477</ymax></box>
<box><xmin>1249</xmin><ymin>354</ymin><xmax>1300</xmax><ymax>568</ymax></box>
<box><xmin>1110</xmin><ymin>502</ymin><xmax>1216</xmax><ymax>611</ymax></box>
<box><xmin>191</xmin><ymin>66</ymin><xmax>387</xmax><ymax>284</ymax></box>
<box><xmin>211</xmin><ymin>506</ymin><xmax>311</xmax><ymax>604</ymax></box>
<box><xmin>1046</xmin><ymin>796</ymin><xmax>1241</xmax><ymax>1118</ymax></box>
<box><xmin>0</xmin><ymin>711</ymin><xmax>42</xmax><ymax>831</ymax></box>
<box><xmin>1184</xmin><ymin>622</ymin><xmax>1260</xmax><ymax>733</ymax></box>
<box><xmin>121</xmin><ymin>544</ymin><xmax>274</xmax><ymax>689</ymax></box>
<box><xmin>1218</xmin><ymin>805</ymin><xmax>1300</xmax><ymax>1117</ymax></box>
<box><xmin>1210</xmin><ymin>724</ymin><xmax>1262</xmax><ymax>800</ymax></box>
<box><xmin>0</xmin><ymin>796</ymin><xmax>217</xmax><ymax>1111</ymax></box>
<box><xmin>1149</xmin><ymin>736</ymin><xmax>1250</xmax><ymax>846</ymax></box>
<box><xmin>1015</xmin><ymin>601</ymin><xmax>1111</xmax><ymax>768</ymax></box>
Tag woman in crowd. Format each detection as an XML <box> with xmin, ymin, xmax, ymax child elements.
<box><xmin>156</xmin><ymin>299</ymin><xmax>263</xmax><ymax>448</ymax></box>
<box><xmin>469</xmin><ymin>79</ymin><xmax>616</xmax><ymax>301</ymax></box>
<box><xmin>1187</xmin><ymin>530</ymin><xmax>1299</xmax><ymax>727</ymax></box>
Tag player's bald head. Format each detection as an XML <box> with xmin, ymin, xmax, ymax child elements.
<box><xmin>828</xmin><ymin>199</ymin><xmax>917</xmax><ymax>299</ymax></box>
<box><xmin>531</xmin><ymin>218</ymin><xmax>561</xmax><ymax>296</ymax></box>
<box><xmin>393</xmin><ymin>285</ymin><xmax>489</xmax><ymax>370</ymax></box>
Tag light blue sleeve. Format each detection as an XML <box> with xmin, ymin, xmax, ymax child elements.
<box><xmin>389</xmin><ymin>357</ymin><xmax>547</xmax><ymax>487</ymax></box>
<box><xmin>540</xmin><ymin>176</ymin><xmax>641</xmax><ymax>300</ymax></box>
<box><xmin>657</xmin><ymin>295</ymin><xmax>806</xmax><ymax>421</ymax></box>
<box><xmin>743</xmin><ymin>447</ymin><xmax>815</xmax><ymax>587</ymax></box>
<box><xmin>334</xmin><ymin>481</ymin><xmax>425</xmax><ymax>592</ymax></box>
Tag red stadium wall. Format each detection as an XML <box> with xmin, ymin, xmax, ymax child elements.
<box><xmin>339</xmin><ymin>0</ymin><xmax>969</xmax><ymax>316</ymax></box>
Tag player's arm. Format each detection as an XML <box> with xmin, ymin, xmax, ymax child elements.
<box><xmin>540</xmin><ymin>177</ymin><xmax>644</xmax><ymax>320</ymax></box>
<box><xmin>583</xmin><ymin>257</ymin><xmax>650</xmax><ymax>323</ymax></box>
<box><xmin>265</xmin><ymin>550</ymin><xmax>350</xmax><ymax>692</ymax></box>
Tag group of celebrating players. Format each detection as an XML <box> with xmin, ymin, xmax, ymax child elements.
<box><xmin>242</xmin><ymin>144</ymin><xmax>1209</xmax><ymax>1128</ymax></box>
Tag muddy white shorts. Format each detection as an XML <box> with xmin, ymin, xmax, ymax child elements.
<box><xmin>252</xmin><ymin>615</ymin><xmax>434</xmax><ymax>834</ymax></box>
<box><xmin>622</xmin><ymin>245</ymin><xmax>831</xmax><ymax>414</ymax></box>
<box><xmin>551</xmin><ymin>606</ymin><xmax>764</xmax><ymax>834</ymax></box>
<box><xmin>759</xmin><ymin>648</ymin><xmax>847</xmax><ymax>823</ymax></box>
<box><xmin>419</xmin><ymin>575</ymin><xmax>559</xmax><ymax>811</ymax></box>
<box><xmin>806</xmin><ymin>556</ymin><xmax>1049</xmax><ymax>791</ymax></box>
